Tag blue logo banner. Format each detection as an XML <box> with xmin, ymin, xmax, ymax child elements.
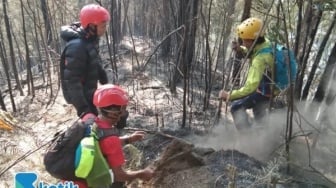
<box><xmin>15</xmin><ymin>172</ymin><xmax>37</xmax><ymax>188</ymax></box>
<box><xmin>14</xmin><ymin>172</ymin><xmax>78</xmax><ymax>188</ymax></box>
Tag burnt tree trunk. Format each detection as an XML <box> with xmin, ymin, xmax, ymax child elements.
<box><xmin>314</xmin><ymin>42</ymin><xmax>336</xmax><ymax>102</ymax></box>
<box><xmin>20</xmin><ymin>0</ymin><xmax>35</xmax><ymax>97</ymax></box>
<box><xmin>41</xmin><ymin>0</ymin><xmax>53</xmax><ymax>45</ymax></box>
<box><xmin>2</xmin><ymin>0</ymin><xmax>23</xmax><ymax>99</ymax></box>
<box><xmin>168</xmin><ymin>0</ymin><xmax>199</xmax><ymax>128</ymax></box>
<box><xmin>160</xmin><ymin>0</ymin><xmax>172</xmax><ymax>58</ymax></box>
<box><xmin>0</xmin><ymin>90</ymin><xmax>6</xmax><ymax>111</ymax></box>
<box><xmin>294</xmin><ymin>0</ymin><xmax>303</xmax><ymax>56</ymax></box>
<box><xmin>302</xmin><ymin>12</ymin><xmax>335</xmax><ymax>100</ymax></box>
<box><xmin>214</xmin><ymin>0</ymin><xmax>237</xmax><ymax>119</ymax></box>
<box><xmin>295</xmin><ymin>1</ymin><xmax>322</xmax><ymax>100</ymax></box>
<box><xmin>241</xmin><ymin>0</ymin><xmax>252</xmax><ymax>21</ymax></box>
<box><xmin>201</xmin><ymin>0</ymin><xmax>213</xmax><ymax>110</ymax></box>
<box><xmin>231</xmin><ymin>0</ymin><xmax>252</xmax><ymax>87</ymax></box>
<box><xmin>121</xmin><ymin>0</ymin><xmax>129</xmax><ymax>36</ymax></box>
<box><xmin>26</xmin><ymin>1</ymin><xmax>46</xmax><ymax>84</ymax></box>
<box><xmin>0</xmin><ymin>33</ymin><xmax>14</xmax><ymax>112</ymax></box>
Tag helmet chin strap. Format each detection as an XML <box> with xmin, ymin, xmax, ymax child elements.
<box><xmin>100</xmin><ymin>109</ymin><xmax>122</xmax><ymax>126</ymax></box>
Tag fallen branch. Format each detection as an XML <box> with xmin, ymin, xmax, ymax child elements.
<box><xmin>124</xmin><ymin>127</ymin><xmax>191</xmax><ymax>144</ymax></box>
<box><xmin>140</xmin><ymin>25</ymin><xmax>185</xmax><ymax>71</ymax></box>
<box><xmin>140</xmin><ymin>86</ymin><xmax>164</xmax><ymax>90</ymax></box>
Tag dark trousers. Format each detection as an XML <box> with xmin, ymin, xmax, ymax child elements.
<box><xmin>74</xmin><ymin>101</ymin><xmax>98</xmax><ymax>117</ymax></box>
<box><xmin>230</xmin><ymin>92</ymin><xmax>270</xmax><ymax>130</ymax></box>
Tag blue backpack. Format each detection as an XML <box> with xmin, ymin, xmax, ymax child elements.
<box><xmin>258</xmin><ymin>44</ymin><xmax>297</xmax><ymax>90</ymax></box>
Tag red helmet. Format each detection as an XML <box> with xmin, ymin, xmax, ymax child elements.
<box><xmin>93</xmin><ymin>84</ymin><xmax>129</xmax><ymax>108</ymax></box>
<box><xmin>80</xmin><ymin>4</ymin><xmax>110</xmax><ymax>28</ymax></box>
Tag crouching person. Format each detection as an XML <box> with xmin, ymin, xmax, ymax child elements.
<box><xmin>74</xmin><ymin>84</ymin><xmax>155</xmax><ymax>188</ymax></box>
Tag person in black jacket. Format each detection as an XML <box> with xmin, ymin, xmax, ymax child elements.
<box><xmin>60</xmin><ymin>4</ymin><xmax>110</xmax><ymax>118</ymax></box>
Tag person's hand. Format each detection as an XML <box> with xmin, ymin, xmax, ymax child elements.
<box><xmin>129</xmin><ymin>131</ymin><xmax>146</xmax><ymax>143</ymax></box>
<box><xmin>219</xmin><ymin>90</ymin><xmax>230</xmax><ymax>101</ymax></box>
<box><xmin>139</xmin><ymin>167</ymin><xmax>155</xmax><ymax>181</ymax></box>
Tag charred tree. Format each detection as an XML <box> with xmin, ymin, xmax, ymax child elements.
<box><xmin>302</xmin><ymin>12</ymin><xmax>335</xmax><ymax>100</ymax></box>
<box><xmin>121</xmin><ymin>0</ymin><xmax>129</xmax><ymax>36</ymax></box>
<box><xmin>177</xmin><ymin>0</ymin><xmax>199</xmax><ymax>128</ymax></box>
<box><xmin>314</xmin><ymin>41</ymin><xmax>336</xmax><ymax>103</ymax></box>
<box><xmin>170</xmin><ymin>1</ymin><xmax>198</xmax><ymax>93</ymax></box>
<box><xmin>20</xmin><ymin>0</ymin><xmax>35</xmax><ymax>97</ymax></box>
<box><xmin>231</xmin><ymin>0</ymin><xmax>252</xmax><ymax>87</ymax></box>
<box><xmin>41</xmin><ymin>0</ymin><xmax>53</xmax><ymax>45</ymax></box>
<box><xmin>0</xmin><ymin>33</ymin><xmax>15</xmax><ymax>112</ymax></box>
<box><xmin>0</xmin><ymin>90</ymin><xmax>6</xmax><ymax>111</ymax></box>
<box><xmin>26</xmin><ymin>0</ymin><xmax>46</xmax><ymax>84</ymax></box>
<box><xmin>160</xmin><ymin>0</ymin><xmax>172</xmax><ymax>58</ymax></box>
<box><xmin>214</xmin><ymin>0</ymin><xmax>237</xmax><ymax>119</ymax></box>
<box><xmin>241</xmin><ymin>0</ymin><xmax>252</xmax><ymax>21</ymax></box>
<box><xmin>295</xmin><ymin>1</ymin><xmax>323</xmax><ymax>100</ymax></box>
<box><xmin>293</xmin><ymin>0</ymin><xmax>303</xmax><ymax>56</ymax></box>
<box><xmin>2</xmin><ymin>0</ymin><xmax>24</xmax><ymax>98</ymax></box>
<box><xmin>200</xmin><ymin>0</ymin><xmax>214</xmax><ymax>110</ymax></box>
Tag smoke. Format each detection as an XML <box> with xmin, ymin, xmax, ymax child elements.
<box><xmin>192</xmin><ymin>100</ymin><xmax>336</xmax><ymax>182</ymax></box>
<box><xmin>192</xmin><ymin>101</ymin><xmax>331</xmax><ymax>161</ymax></box>
<box><xmin>192</xmin><ymin>109</ymin><xmax>286</xmax><ymax>161</ymax></box>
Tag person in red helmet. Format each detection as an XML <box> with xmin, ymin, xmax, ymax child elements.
<box><xmin>60</xmin><ymin>4</ymin><xmax>109</xmax><ymax>117</ymax></box>
<box><xmin>73</xmin><ymin>84</ymin><xmax>155</xmax><ymax>188</ymax></box>
<box><xmin>60</xmin><ymin>4</ymin><xmax>128</xmax><ymax>128</ymax></box>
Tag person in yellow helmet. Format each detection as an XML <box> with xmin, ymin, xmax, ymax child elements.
<box><xmin>219</xmin><ymin>17</ymin><xmax>274</xmax><ymax>130</ymax></box>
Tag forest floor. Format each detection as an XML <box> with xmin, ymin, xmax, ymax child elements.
<box><xmin>1</xmin><ymin>37</ymin><xmax>336</xmax><ymax>188</ymax></box>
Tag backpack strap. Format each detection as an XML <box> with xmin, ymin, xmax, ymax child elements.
<box><xmin>94</xmin><ymin>125</ymin><xmax>120</xmax><ymax>140</ymax></box>
<box><xmin>257</xmin><ymin>47</ymin><xmax>272</xmax><ymax>55</ymax></box>
<box><xmin>256</xmin><ymin>45</ymin><xmax>277</xmax><ymax>105</ymax></box>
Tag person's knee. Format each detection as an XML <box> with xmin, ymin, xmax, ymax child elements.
<box><xmin>253</xmin><ymin>103</ymin><xmax>269</xmax><ymax>120</ymax></box>
<box><xmin>230</xmin><ymin>101</ymin><xmax>241</xmax><ymax>114</ymax></box>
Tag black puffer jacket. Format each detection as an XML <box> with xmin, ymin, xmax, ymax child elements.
<box><xmin>60</xmin><ymin>23</ymin><xmax>108</xmax><ymax>116</ymax></box>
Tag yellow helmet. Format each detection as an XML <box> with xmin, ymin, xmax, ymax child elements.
<box><xmin>237</xmin><ymin>17</ymin><xmax>264</xmax><ymax>40</ymax></box>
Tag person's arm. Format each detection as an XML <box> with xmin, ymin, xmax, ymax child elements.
<box><xmin>229</xmin><ymin>55</ymin><xmax>266</xmax><ymax>100</ymax></box>
<box><xmin>63</xmin><ymin>42</ymin><xmax>91</xmax><ymax>114</ymax></box>
<box><xmin>119</xmin><ymin>131</ymin><xmax>146</xmax><ymax>145</ymax></box>
<box><xmin>101</xmin><ymin>136</ymin><xmax>154</xmax><ymax>182</ymax></box>
<box><xmin>111</xmin><ymin>165</ymin><xmax>154</xmax><ymax>182</ymax></box>
<box><xmin>97</xmin><ymin>62</ymin><xmax>108</xmax><ymax>84</ymax></box>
